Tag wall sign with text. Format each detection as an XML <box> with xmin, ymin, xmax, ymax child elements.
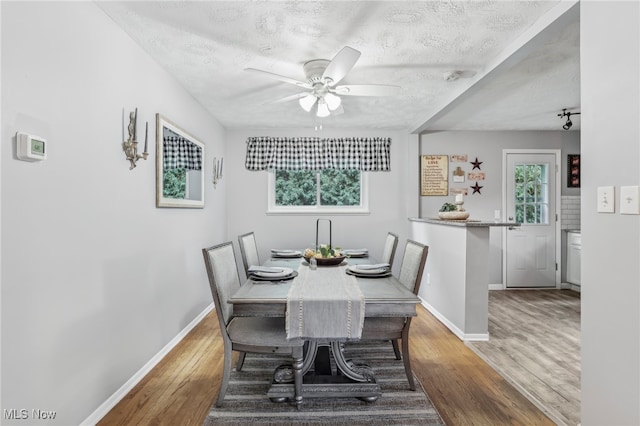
<box><xmin>420</xmin><ymin>155</ymin><xmax>449</xmax><ymax>196</ymax></box>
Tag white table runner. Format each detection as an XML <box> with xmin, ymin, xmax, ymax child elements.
<box><xmin>286</xmin><ymin>263</ymin><xmax>365</xmax><ymax>341</ymax></box>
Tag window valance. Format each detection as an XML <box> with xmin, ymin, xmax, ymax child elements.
<box><xmin>163</xmin><ymin>136</ymin><xmax>202</xmax><ymax>171</ymax></box>
<box><xmin>245</xmin><ymin>137</ymin><xmax>391</xmax><ymax>171</ymax></box>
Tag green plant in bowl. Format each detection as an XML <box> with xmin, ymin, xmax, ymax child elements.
<box><xmin>439</xmin><ymin>202</ymin><xmax>458</xmax><ymax>212</ymax></box>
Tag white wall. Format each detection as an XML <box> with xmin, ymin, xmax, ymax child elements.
<box><xmin>1</xmin><ymin>3</ymin><xmax>226</xmax><ymax>424</ymax></box>
<box><xmin>581</xmin><ymin>2</ymin><xmax>640</xmax><ymax>425</ymax></box>
<box><xmin>225</xmin><ymin>128</ymin><xmax>410</xmax><ymax>277</ymax></box>
<box><xmin>420</xmin><ymin>130</ymin><xmax>580</xmax><ymax>284</ymax></box>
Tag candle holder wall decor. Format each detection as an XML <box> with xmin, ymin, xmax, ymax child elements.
<box><xmin>212</xmin><ymin>157</ymin><xmax>224</xmax><ymax>188</ymax></box>
<box><xmin>123</xmin><ymin>108</ymin><xmax>149</xmax><ymax>170</ymax></box>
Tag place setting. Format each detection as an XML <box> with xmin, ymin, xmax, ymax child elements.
<box><xmin>270</xmin><ymin>249</ymin><xmax>303</xmax><ymax>259</ymax></box>
<box><xmin>247</xmin><ymin>265</ymin><xmax>298</xmax><ymax>282</ymax></box>
<box><xmin>342</xmin><ymin>248</ymin><xmax>369</xmax><ymax>258</ymax></box>
<box><xmin>346</xmin><ymin>263</ymin><xmax>392</xmax><ymax>278</ymax></box>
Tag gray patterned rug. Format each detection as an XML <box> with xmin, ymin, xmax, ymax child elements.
<box><xmin>205</xmin><ymin>342</ymin><xmax>445</xmax><ymax>425</ymax></box>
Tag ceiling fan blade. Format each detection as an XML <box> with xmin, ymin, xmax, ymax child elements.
<box><xmin>245</xmin><ymin>68</ymin><xmax>311</xmax><ymax>89</ymax></box>
<box><xmin>270</xmin><ymin>92</ymin><xmax>312</xmax><ymax>104</ymax></box>
<box><xmin>322</xmin><ymin>46</ymin><xmax>361</xmax><ymax>86</ymax></box>
<box><xmin>333</xmin><ymin>84</ymin><xmax>400</xmax><ymax>97</ymax></box>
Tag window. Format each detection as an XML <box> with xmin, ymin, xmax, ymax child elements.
<box><xmin>268</xmin><ymin>169</ymin><xmax>369</xmax><ymax>214</ymax></box>
<box><xmin>514</xmin><ymin>164</ymin><xmax>549</xmax><ymax>224</ymax></box>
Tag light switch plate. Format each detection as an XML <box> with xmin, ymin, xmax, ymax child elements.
<box><xmin>620</xmin><ymin>186</ymin><xmax>640</xmax><ymax>214</ymax></box>
<box><xmin>597</xmin><ymin>186</ymin><xmax>615</xmax><ymax>213</ymax></box>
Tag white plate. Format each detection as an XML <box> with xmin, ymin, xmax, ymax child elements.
<box><xmin>344</xmin><ymin>250</ymin><xmax>369</xmax><ymax>257</ymax></box>
<box><xmin>252</xmin><ymin>267</ymin><xmax>294</xmax><ymax>278</ymax></box>
<box><xmin>348</xmin><ymin>265</ymin><xmax>388</xmax><ymax>275</ymax></box>
<box><xmin>271</xmin><ymin>249</ymin><xmax>302</xmax><ymax>258</ymax></box>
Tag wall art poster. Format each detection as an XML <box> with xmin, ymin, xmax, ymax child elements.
<box><xmin>450</xmin><ymin>154</ymin><xmax>468</xmax><ymax>162</ymax></box>
<box><xmin>450</xmin><ymin>188</ymin><xmax>468</xmax><ymax>196</ymax></box>
<box><xmin>568</xmin><ymin>154</ymin><xmax>580</xmax><ymax>188</ymax></box>
<box><xmin>421</xmin><ymin>155</ymin><xmax>449</xmax><ymax>196</ymax></box>
<box><xmin>452</xmin><ymin>166</ymin><xmax>465</xmax><ymax>182</ymax></box>
<box><xmin>467</xmin><ymin>171</ymin><xmax>486</xmax><ymax>181</ymax></box>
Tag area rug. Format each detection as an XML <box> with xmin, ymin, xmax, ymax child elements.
<box><xmin>205</xmin><ymin>342</ymin><xmax>445</xmax><ymax>425</ymax></box>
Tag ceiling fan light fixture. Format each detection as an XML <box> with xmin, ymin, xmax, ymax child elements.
<box><xmin>299</xmin><ymin>93</ymin><xmax>317</xmax><ymax>112</ymax></box>
<box><xmin>324</xmin><ymin>92</ymin><xmax>341</xmax><ymax>111</ymax></box>
<box><xmin>316</xmin><ymin>99</ymin><xmax>330</xmax><ymax>117</ymax></box>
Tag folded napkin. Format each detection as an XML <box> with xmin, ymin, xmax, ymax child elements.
<box><xmin>356</xmin><ymin>263</ymin><xmax>390</xmax><ymax>270</ymax></box>
<box><xmin>343</xmin><ymin>248</ymin><xmax>368</xmax><ymax>253</ymax></box>
<box><xmin>271</xmin><ymin>249</ymin><xmax>297</xmax><ymax>253</ymax></box>
<box><xmin>248</xmin><ymin>265</ymin><xmax>285</xmax><ymax>274</ymax></box>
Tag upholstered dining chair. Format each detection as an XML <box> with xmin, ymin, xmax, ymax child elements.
<box><xmin>380</xmin><ymin>232</ymin><xmax>399</xmax><ymax>266</ymax></box>
<box><xmin>360</xmin><ymin>239</ymin><xmax>429</xmax><ymax>391</ymax></box>
<box><xmin>238</xmin><ymin>231</ymin><xmax>260</xmax><ymax>277</ymax></box>
<box><xmin>202</xmin><ymin>241</ymin><xmax>304</xmax><ymax>408</ymax></box>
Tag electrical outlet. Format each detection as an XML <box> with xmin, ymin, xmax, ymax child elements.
<box><xmin>620</xmin><ymin>186</ymin><xmax>640</xmax><ymax>214</ymax></box>
<box><xmin>426</xmin><ymin>273</ymin><xmax>431</xmax><ymax>286</ymax></box>
<box><xmin>597</xmin><ymin>186</ymin><xmax>615</xmax><ymax>213</ymax></box>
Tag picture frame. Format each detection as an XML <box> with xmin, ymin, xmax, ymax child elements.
<box><xmin>156</xmin><ymin>114</ymin><xmax>205</xmax><ymax>208</ymax></box>
<box><xmin>567</xmin><ymin>154</ymin><xmax>580</xmax><ymax>188</ymax></box>
<box><xmin>420</xmin><ymin>155</ymin><xmax>449</xmax><ymax>196</ymax></box>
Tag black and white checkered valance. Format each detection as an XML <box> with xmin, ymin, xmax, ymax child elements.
<box><xmin>245</xmin><ymin>137</ymin><xmax>391</xmax><ymax>171</ymax></box>
<box><xmin>163</xmin><ymin>136</ymin><xmax>202</xmax><ymax>170</ymax></box>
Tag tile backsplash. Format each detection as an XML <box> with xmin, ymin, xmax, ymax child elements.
<box><xmin>561</xmin><ymin>195</ymin><xmax>581</xmax><ymax>230</ymax></box>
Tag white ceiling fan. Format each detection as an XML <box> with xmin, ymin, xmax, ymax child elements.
<box><xmin>245</xmin><ymin>46</ymin><xmax>400</xmax><ymax>118</ymax></box>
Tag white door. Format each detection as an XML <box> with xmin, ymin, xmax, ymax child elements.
<box><xmin>504</xmin><ymin>151</ymin><xmax>559</xmax><ymax>288</ymax></box>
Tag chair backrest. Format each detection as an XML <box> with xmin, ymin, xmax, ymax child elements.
<box><xmin>238</xmin><ymin>232</ymin><xmax>260</xmax><ymax>275</ymax></box>
<box><xmin>381</xmin><ymin>232</ymin><xmax>399</xmax><ymax>266</ymax></box>
<box><xmin>202</xmin><ymin>242</ymin><xmax>242</xmax><ymax>327</ymax></box>
<box><xmin>398</xmin><ymin>240</ymin><xmax>429</xmax><ymax>295</ymax></box>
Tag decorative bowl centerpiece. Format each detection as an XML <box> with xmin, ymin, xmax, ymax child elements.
<box><xmin>438</xmin><ymin>199</ymin><xmax>470</xmax><ymax>220</ymax></box>
<box><xmin>303</xmin><ymin>245</ymin><xmax>346</xmax><ymax>266</ymax></box>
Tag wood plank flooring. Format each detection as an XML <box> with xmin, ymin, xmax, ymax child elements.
<box><xmin>467</xmin><ymin>290</ymin><xmax>581</xmax><ymax>426</ymax></box>
<box><xmin>98</xmin><ymin>305</ymin><xmax>554</xmax><ymax>426</ymax></box>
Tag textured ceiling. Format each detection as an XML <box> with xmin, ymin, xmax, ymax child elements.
<box><xmin>97</xmin><ymin>1</ymin><xmax>580</xmax><ymax>132</ymax></box>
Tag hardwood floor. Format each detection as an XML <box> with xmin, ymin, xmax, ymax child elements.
<box><xmin>98</xmin><ymin>305</ymin><xmax>554</xmax><ymax>426</ymax></box>
<box><xmin>467</xmin><ymin>290</ymin><xmax>581</xmax><ymax>426</ymax></box>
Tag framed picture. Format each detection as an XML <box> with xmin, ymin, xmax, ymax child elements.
<box><xmin>420</xmin><ymin>155</ymin><xmax>448</xmax><ymax>196</ymax></box>
<box><xmin>156</xmin><ymin>114</ymin><xmax>205</xmax><ymax>208</ymax></box>
<box><xmin>567</xmin><ymin>154</ymin><xmax>580</xmax><ymax>188</ymax></box>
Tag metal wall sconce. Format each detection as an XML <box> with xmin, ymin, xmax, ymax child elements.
<box><xmin>123</xmin><ymin>108</ymin><xmax>149</xmax><ymax>170</ymax></box>
<box><xmin>212</xmin><ymin>157</ymin><xmax>223</xmax><ymax>188</ymax></box>
<box><xmin>558</xmin><ymin>108</ymin><xmax>581</xmax><ymax>130</ymax></box>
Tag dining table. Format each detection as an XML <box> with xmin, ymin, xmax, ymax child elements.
<box><xmin>228</xmin><ymin>252</ymin><xmax>420</xmax><ymax>403</ymax></box>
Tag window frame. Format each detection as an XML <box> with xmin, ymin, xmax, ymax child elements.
<box><xmin>267</xmin><ymin>170</ymin><xmax>370</xmax><ymax>215</ymax></box>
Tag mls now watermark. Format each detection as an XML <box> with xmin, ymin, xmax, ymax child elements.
<box><xmin>4</xmin><ymin>408</ymin><xmax>57</xmax><ymax>420</ymax></box>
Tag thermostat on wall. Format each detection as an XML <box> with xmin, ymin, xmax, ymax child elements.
<box><xmin>16</xmin><ymin>132</ymin><xmax>47</xmax><ymax>161</ymax></box>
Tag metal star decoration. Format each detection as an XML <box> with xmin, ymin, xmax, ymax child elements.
<box><xmin>470</xmin><ymin>157</ymin><xmax>483</xmax><ymax>170</ymax></box>
<box><xmin>471</xmin><ymin>182</ymin><xmax>483</xmax><ymax>194</ymax></box>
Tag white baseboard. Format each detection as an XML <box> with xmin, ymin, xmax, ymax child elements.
<box><xmin>419</xmin><ymin>298</ymin><xmax>489</xmax><ymax>342</ymax></box>
<box><xmin>81</xmin><ymin>303</ymin><xmax>215</xmax><ymax>426</ymax></box>
<box><xmin>561</xmin><ymin>282</ymin><xmax>581</xmax><ymax>292</ymax></box>
<box><xmin>488</xmin><ymin>283</ymin><xmax>504</xmax><ymax>290</ymax></box>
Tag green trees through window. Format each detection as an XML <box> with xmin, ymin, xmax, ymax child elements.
<box><xmin>275</xmin><ymin>169</ymin><xmax>361</xmax><ymax>207</ymax></box>
<box><xmin>163</xmin><ymin>168</ymin><xmax>186</xmax><ymax>199</ymax></box>
<box><xmin>514</xmin><ymin>164</ymin><xmax>549</xmax><ymax>224</ymax></box>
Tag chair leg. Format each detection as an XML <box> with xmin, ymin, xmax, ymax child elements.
<box><xmin>216</xmin><ymin>344</ymin><xmax>233</xmax><ymax>407</ymax></box>
<box><xmin>236</xmin><ymin>351</ymin><xmax>247</xmax><ymax>371</ymax></box>
<box><xmin>391</xmin><ymin>339</ymin><xmax>401</xmax><ymax>360</ymax></box>
<box><xmin>292</xmin><ymin>346</ymin><xmax>304</xmax><ymax>410</ymax></box>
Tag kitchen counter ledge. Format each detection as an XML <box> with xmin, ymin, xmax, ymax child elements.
<box><xmin>409</xmin><ymin>217</ymin><xmax>520</xmax><ymax>227</ymax></box>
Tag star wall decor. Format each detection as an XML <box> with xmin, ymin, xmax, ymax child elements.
<box><xmin>470</xmin><ymin>157</ymin><xmax>483</xmax><ymax>170</ymax></box>
<box><xmin>471</xmin><ymin>182</ymin><xmax>483</xmax><ymax>194</ymax></box>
